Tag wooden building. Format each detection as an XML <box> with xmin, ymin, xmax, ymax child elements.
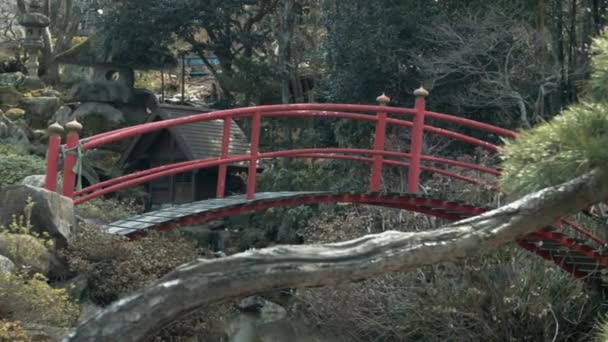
<box><xmin>120</xmin><ymin>104</ymin><xmax>251</xmax><ymax>209</ymax></box>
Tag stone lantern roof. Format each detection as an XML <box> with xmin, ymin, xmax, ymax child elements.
<box><xmin>18</xmin><ymin>12</ymin><xmax>50</xmax><ymax>27</ymax></box>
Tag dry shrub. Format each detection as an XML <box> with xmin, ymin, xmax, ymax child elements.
<box><xmin>296</xmin><ymin>203</ymin><xmax>601</xmax><ymax>341</ymax></box>
<box><xmin>65</xmin><ymin>226</ymin><xmax>232</xmax><ymax>340</ymax></box>
<box><xmin>65</xmin><ymin>226</ymin><xmax>201</xmax><ymax>305</ymax></box>
<box><xmin>0</xmin><ymin>320</ymin><xmax>29</xmax><ymax>342</ymax></box>
<box><xmin>76</xmin><ymin>197</ymin><xmax>143</xmax><ymax>224</ymax></box>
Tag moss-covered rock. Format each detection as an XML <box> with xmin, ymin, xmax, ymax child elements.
<box><xmin>4</xmin><ymin>108</ymin><xmax>25</xmax><ymax>121</ymax></box>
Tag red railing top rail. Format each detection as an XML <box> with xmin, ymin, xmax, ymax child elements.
<box><xmin>81</xmin><ymin>104</ymin><xmax>516</xmax><ymax>151</ymax></box>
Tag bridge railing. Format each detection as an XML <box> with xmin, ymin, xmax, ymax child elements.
<box><xmin>44</xmin><ymin>87</ymin><xmax>516</xmax><ymax>204</ymax></box>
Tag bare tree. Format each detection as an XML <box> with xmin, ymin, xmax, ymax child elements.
<box><xmin>418</xmin><ymin>6</ymin><xmax>560</xmax><ymax>128</ymax></box>
<box><xmin>63</xmin><ymin>168</ymin><xmax>608</xmax><ymax>341</ymax></box>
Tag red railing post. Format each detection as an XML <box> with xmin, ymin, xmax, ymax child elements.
<box><xmin>44</xmin><ymin>122</ymin><xmax>64</xmax><ymax>192</ymax></box>
<box><xmin>62</xmin><ymin>119</ymin><xmax>83</xmax><ymax>198</ymax></box>
<box><xmin>247</xmin><ymin>112</ymin><xmax>262</xmax><ymax>200</ymax></box>
<box><xmin>408</xmin><ymin>86</ymin><xmax>429</xmax><ymax>193</ymax></box>
<box><xmin>370</xmin><ymin>93</ymin><xmax>390</xmax><ymax>192</ymax></box>
<box><xmin>216</xmin><ymin>118</ymin><xmax>232</xmax><ymax>198</ymax></box>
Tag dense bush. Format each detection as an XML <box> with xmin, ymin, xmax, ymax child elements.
<box><xmin>65</xmin><ymin>225</ymin><xmax>201</xmax><ymax>305</ymax></box>
<box><xmin>0</xmin><ymin>272</ymin><xmax>79</xmax><ymax>327</ymax></box>
<box><xmin>0</xmin><ymin>154</ymin><xmax>45</xmax><ymax>186</ymax></box>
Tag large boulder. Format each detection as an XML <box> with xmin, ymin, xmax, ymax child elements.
<box><xmin>0</xmin><ymin>85</ymin><xmax>23</xmax><ymax>106</ymax></box>
<box><xmin>0</xmin><ymin>254</ymin><xmax>15</xmax><ymax>274</ymax></box>
<box><xmin>19</xmin><ymin>97</ymin><xmax>61</xmax><ymax>128</ymax></box>
<box><xmin>0</xmin><ymin>185</ymin><xmax>76</xmax><ymax>247</ymax></box>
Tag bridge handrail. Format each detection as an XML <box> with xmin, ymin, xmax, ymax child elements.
<box><xmin>72</xmin><ymin>148</ymin><xmax>500</xmax><ymax>203</ymax></box>
<box><xmin>48</xmin><ymin>89</ymin><xmax>517</xmax><ymax>201</ymax></box>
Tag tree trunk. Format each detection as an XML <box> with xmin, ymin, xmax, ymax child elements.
<box><xmin>556</xmin><ymin>0</ymin><xmax>566</xmax><ymax>108</ymax></box>
<box><xmin>278</xmin><ymin>0</ymin><xmax>296</xmax><ymax>104</ymax></box>
<box><xmin>567</xmin><ymin>0</ymin><xmax>578</xmax><ymax>101</ymax></box>
<box><xmin>63</xmin><ymin>168</ymin><xmax>608</xmax><ymax>342</ymax></box>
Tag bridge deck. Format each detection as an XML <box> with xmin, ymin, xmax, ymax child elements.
<box><xmin>103</xmin><ymin>191</ymin><xmax>608</xmax><ymax>287</ymax></box>
<box><xmin>104</xmin><ymin>192</ymin><xmax>329</xmax><ymax>235</ymax></box>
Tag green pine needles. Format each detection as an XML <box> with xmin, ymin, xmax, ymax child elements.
<box><xmin>499</xmin><ymin>33</ymin><xmax>608</xmax><ymax>196</ymax></box>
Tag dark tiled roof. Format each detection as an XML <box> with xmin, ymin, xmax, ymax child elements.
<box><xmin>159</xmin><ymin>105</ymin><xmax>250</xmax><ymax>159</ymax></box>
<box><xmin>121</xmin><ymin>104</ymin><xmax>251</xmax><ymax>167</ymax></box>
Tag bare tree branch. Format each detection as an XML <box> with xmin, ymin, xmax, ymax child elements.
<box><xmin>62</xmin><ymin>168</ymin><xmax>608</xmax><ymax>342</ymax></box>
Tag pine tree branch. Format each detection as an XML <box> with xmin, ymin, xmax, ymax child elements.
<box><xmin>62</xmin><ymin>168</ymin><xmax>608</xmax><ymax>342</ymax></box>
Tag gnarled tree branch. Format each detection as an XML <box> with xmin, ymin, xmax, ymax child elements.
<box><xmin>63</xmin><ymin>168</ymin><xmax>608</xmax><ymax>342</ymax></box>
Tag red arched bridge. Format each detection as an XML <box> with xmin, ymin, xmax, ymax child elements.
<box><xmin>43</xmin><ymin>88</ymin><xmax>608</xmax><ymax>286</ymax></box>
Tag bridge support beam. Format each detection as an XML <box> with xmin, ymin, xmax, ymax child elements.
<box><xmin>44</xmin><ymin>122</ymin><xmax>64</xmax><ymax>192</ymax></box>
<box><xmin>62</xmin><ymin>120</ymin><xmax>83</xmax><ymax>198</ymax></box>
<box><xmin>216</xmin><ymin>118</ymin><xmax>232</xmax><ymax>198</ymax></box>
<box><xmin>408</xmin><ymin>87</ymin><xmax>429</xmax><ymax>193</ymax></box>
<box><xmin>247</xmin><ymin>112</ymin><xmax>262</xmax><ymax>200</ymax></box>
<box><xmin>370</xmin><ymin>93</ymin><xmax>390</xmax><ymax>192</ymax></box>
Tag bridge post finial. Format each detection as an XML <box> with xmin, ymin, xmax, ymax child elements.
<box><xmin>376</xmin><ymin>93</ymin><xmax>390</xmax><ymax>106</ymax></box>
<box><xmin>62</xmin><ymin>118</ymin><xmax>83</xmax><ymax>198</ymax></box>
<box><xmin>413</xmin><ymin>86</ymin><xmax>429</xmax><ymax>98</ymax></box>
<box><xmin>44</xmin><ymin>122</ymin><xmax>64</xmax><ymax>192</ymax></box>
<box><xmin>65</xmin><ymin>119</ymin><xmax>83</xmax><ymax>132</ymax></box>
<box><xmin>408</xmin><ymin>86</ymin><xmax>429</xmax><ymax>193</ymax></box>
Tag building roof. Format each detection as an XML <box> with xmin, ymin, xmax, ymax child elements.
<box><xmin>121</xmin><ymin>104</ymin><xmax>251</xmax><ymax>167</ymax></box>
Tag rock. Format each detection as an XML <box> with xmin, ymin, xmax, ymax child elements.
<box><xmin>236</xmin><ymin>296</ymin><xmax>287</xmax><ymax>323</ymax></box>
<box><xmin>68</xmin><ymin>80</ymin><xmax>132</xmax><ymax>103</ymax></box>
<box><xmin>39</xmin><ymin>88</ymin><xmax>63</xmax><ymax>98</ymax></box>
<box><xmin>23</xmin><ymin>323</ymin><xmax>69</xmax><ymax>342</ymax></box>
<box><xmin>0</xmin><ymin>185</ymin><xmax>76</xmax><ymax>247</ymax></box>
<box><xmin>0</xmin><ymin>85</ymin><xmax>23</xmax><ymax>106</ymax></box>
<box><xmin>0</xmin><ymin>254</ymin><xmax>15</xmax><ymax>274</ymax></box>
<box><xmin>0</xmin><ymin>72</ymin><xmax>25</xmax><ymax>86</ymax></box>
<box><xmin>0</xmin><ymin>114</ymin><xmax>30</xmax><ymax>146</ymax></box>
<box><xmin>227</xmin><ymin>297</ymin><xmax>321</xmax><ymax>342</ymax></box>
<box><xmin>72</xmin><ymin>102</ymin><xmax>125</xmax><ymax>124</ymax></box>
<box><xmin>4</xmin><ymin>107</ymin><xmax>26</xmax><ymax>121</ymax></box>
<box><xmin>0</xmin><ymin>234</ymin><xmax>51</xmax><ymax>274</ymax></box>
<box><xmin>53</xmin><ymin>105</ymin><xmax>73</xmax><ymax>124</ymax></box>
<box><xmin>21</xmin><ymin>175</ymin><xmax>46</xmax><ymax>188</ymax></box>
<box><xmin>19</xmin><ymin>97</ymin><xmax>60</xmax><ymax>128</ymax></box>
<box><xmin>18</xmin><ymin>76</ymin><xmax>46</xmax><ymax>92</ymax></box>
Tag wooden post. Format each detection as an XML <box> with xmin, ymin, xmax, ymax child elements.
<box><xmin>216</xmin><ymin>118</ymin><xmax>232</xmax><ymax>198</ymax></box>
<box><xmin>408</xmin><ymin>86</ymin><xmax>429</xmax><ymax>193</ymax></box>
<box><xmin>62</xmin><ymin>119</ymin><xmax>83</xmax><ymax>198</ymax></box>
<box><xmin>247</xmin><ymin>112</ymin><xmax>262</xmax><ymax>200</ymax></box>
<box><xmin>370</xmin><ymin>93</ymin><xmax>390</xmax><ymax>192</ymax></box>
<box><xmin>44</xmin><ymin>122</ymin><xmax>64</xmax><ymax>192</ymax></box>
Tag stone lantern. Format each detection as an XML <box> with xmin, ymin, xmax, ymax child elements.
<box><xmin>18</xmin><ymin>0</ymin><xmax>50</xmax><ymax>78</ymax></box>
